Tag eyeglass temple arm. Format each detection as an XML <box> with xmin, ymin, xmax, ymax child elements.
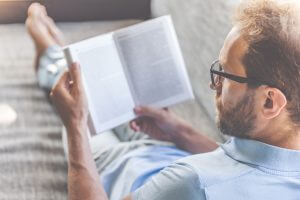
<box><xmin>211</xmin><ymin>70</ymin><xmax>266</xmax><ymax>85</ymax></box>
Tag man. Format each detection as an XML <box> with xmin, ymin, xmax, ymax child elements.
<box><xmin>26</xmin><ymin>0</ymin><xmax>300</xmax><ymax>199</ymax></box>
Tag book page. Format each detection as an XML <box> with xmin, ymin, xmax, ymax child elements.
<box><xmin>70</xmin><ymin>35</ymin><xmax>135</xmax><ymax>133</ymax></box>
<box><xmin>114</xmin><ymin>16</ymin><xmax>194</xmax><ymax>107</ymax></box>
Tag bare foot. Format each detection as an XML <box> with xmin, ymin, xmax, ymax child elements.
<box><xmin>26</xmin><ymin>3</ymin><xmax>65</xmax><ymax>71</ymax></box>
<box><xmin>42</xmin><ymin>15</ymin><xmax>65</xmax><ymax>46</ymax></box>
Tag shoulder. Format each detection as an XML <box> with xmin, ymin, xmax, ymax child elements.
<box><xmin>175</xmin><ymin>147</ymin><xmax>254</xmax><ymax>187</ymax></box>
<box><xmin>132</xmin><ymin>159</ymin><xmax>205</xmax><ymax>200</ymax></box>
<box><xmin>133</xmin><ymin>147</ymin><xmax>254</xmax><ymax>200</ymax></box>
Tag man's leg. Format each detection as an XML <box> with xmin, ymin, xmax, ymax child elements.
<box><xmin>114</xmin><ymin>123</ymin><xmax>150</xmax><ymax>142</ymax></box>
<box><xmin>26</xmin><ymin>3</ymin><xmax>121</xmax><ymax>158</ymax></box>
<box><xmin>26</xmin><ymin>3</ymin><xmax>66</xmax><ymax>91</ymax></box>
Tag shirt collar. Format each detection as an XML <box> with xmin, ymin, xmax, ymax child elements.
<box><xmin>221</xmin><ymin>137</ymin><xmax>300</xmax><ymax>172</ymax></box>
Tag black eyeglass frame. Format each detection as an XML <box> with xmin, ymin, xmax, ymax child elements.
<box><xmin>210</xmin><ymin>60</ymin><xmax>271</xmax><ymax>88</ymax></box>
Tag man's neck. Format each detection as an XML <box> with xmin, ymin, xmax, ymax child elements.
<box><xmin>253</xmin><ymin>128</ymin><xmax>300</xmax><ymax>150</ymax></box>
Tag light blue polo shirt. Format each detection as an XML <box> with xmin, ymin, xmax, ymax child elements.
<box><xmin>133</xmin><ymin>137</ymin><xmax>300</xmax><ymax>199</ymax></box>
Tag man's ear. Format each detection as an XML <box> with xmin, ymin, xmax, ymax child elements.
<box><xmin>261</xmin><ymin>87</ymin><xmax>287</xmax><ymax>119</ymax></box>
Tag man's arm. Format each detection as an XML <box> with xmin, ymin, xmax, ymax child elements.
<box><xmin>50</xmin><ymin>62</ymin><xmax>213</xmax><ymax>200</ymax></box>
<box><xmin>171</xmin><ymin>123</ymin><xmax>219</xmax><ymax>154</ymax></box>
<box><xmin>131</xmin><ymin>106</ymin><xmax>219</xmax><ymax>154</ymax></box>
<box><xmin>66</xmin><ymin>124</ymin><xmax>108</xmax><ymax>200</ymax></box>
<box><xmin>51</xmin><ymin>63</ymin><xmax>108</xmax><ymax>200</ymax></box>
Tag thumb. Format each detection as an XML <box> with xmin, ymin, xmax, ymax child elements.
<box><xmin>50</xmin><ymin>71</ymin><xmax>72</xmax><ymax>104</ymax></box>
<box><xmin>134</xmin><ymin>106</ymin><xmax>166</xmax><ymax>120</ymax></box>
<box><xmin>69</xmin><ymin>62</ymin><xmax>82</xmax><ymax>89</ymax></box>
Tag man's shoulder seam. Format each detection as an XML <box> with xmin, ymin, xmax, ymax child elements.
<box><xmin>179</xmin><ymin>159</ymin><xmax>256</xmax><ymax>188</ymax></box>
<box><xmin>204</xmin><ymin>168</ymin><xmax>256</xmax><ymax>188</ymax></box>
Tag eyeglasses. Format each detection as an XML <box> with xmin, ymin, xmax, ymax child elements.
<box><xmin>210</xmin><ymin>60</ymin><xmax>271</xmax><ymax>89</ymax></box>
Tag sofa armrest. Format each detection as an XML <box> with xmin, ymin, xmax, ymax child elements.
<box><xmin>0</xmin><ymin>0</ymin><xmax>151</xmax><ymax>24</ymax></box>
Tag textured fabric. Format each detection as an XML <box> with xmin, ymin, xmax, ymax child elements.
<box><xmin>133</xmin><ymin>137</ymin><xmax>300</xmax><ymax>200</ymax></box>
<box><xmin>0</xmin><ymin>24</ymin><xmax>67</xmax><ymax>199</ymax></box>
<box><xmin>92</xmin><ymin>124</ymin><xmax>176</xmax><ymax>200</ymax></box>
<box><xmin>100</xmin><ymin>145</ymin><xmax>190</xmax><ymax>200</ymax></box>
<box><xmin>37</xmin><ymin>45</ymin><xmax>67</xmax><ymax>90</ymax></box>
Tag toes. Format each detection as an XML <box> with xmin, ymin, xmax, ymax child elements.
<box><xmin>27</xmin><ymin>2</ymin><xmax>65</xmax><ymax>46</ymax></box>
<box><xmin>26</xmin><ymin>2</ymin><xmax>63</xmax><ymax>50</ymax></box>
<box><xmin>41</xmin><ymin>4</ymin><xmax>48</xmax><ymax>16</ymax></box>
<box><xmin>27</xmin><ymin>3</ymin><xmax>43</xmax><ymax>17</ymax></box>
<box><xmin>43</xmin><ymin>16</ymin><xmax>65</xmax><ymax>46</ymax></box>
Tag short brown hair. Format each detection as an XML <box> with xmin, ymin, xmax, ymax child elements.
<box><xmin>234</xmin><ymin>0</ymin><xmax>300</xmax><ymax>125</ymax></box>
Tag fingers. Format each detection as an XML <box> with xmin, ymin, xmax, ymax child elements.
<box><xmin>69</xmin><ymin>63</ymin><xmax>83</xmax><ymax>89</ymax></box>
<box><xmin>130</xmin><ymin>120</ymin><xmax>141</xmax><ymax>132</ymax></box>
<box><xmin>130</xmin><ymin>117</ymin><xmax>148</xmax><ymax>132</ymax></box>
<box><xmin>50</xmin><ymin>71</ymin><xmax>72</xmax><ymax>104</ymax></box>
<box><xmin>134</xmin><ymin>106</ymin><xmax>166</xmax><ymax>120</ymax></box>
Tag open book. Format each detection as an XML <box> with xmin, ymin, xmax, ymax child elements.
<box><xmin>63</xmin><ymin>15</ymin><xmax>194</xmax><ymax>135</ymax></box>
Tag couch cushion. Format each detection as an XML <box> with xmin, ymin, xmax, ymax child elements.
<box><xmin>0</xmin><ymin>0</ymin><xmax>150</xmax><ymax>23</ymax></box>
<box><xmin>151</xmin><ymin>0</ymin><xmax>240</xmax><ymax>141</ymax></box>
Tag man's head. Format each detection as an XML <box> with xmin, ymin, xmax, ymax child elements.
<box><xmin>213</xmin><ymin>0</ymin><xmax>300</xmax><ymax>141</ymax></box>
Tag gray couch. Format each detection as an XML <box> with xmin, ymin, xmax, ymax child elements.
<box><xmin>0</xmin><ymin>0</ymin><xmax>236</xmax><ymax>199</ymax></box>
<box><xmin>0</xmin><ymin>0</ymin><xmax>151</xmax><ymax>23</ymax></box>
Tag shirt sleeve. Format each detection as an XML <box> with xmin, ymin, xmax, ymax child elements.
<box><xmin>132</xmin><ymin>162</ymin><xmax>206</xmax><ymax>200</ymax></box>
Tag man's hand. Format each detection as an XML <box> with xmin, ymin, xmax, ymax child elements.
<box><xmin>50</xmin><ymin>63</ymin><xmax>88</xmax><ymax>129</ymax></box>
<box><xmin>130</xmin><ymin>106</ymin><xmax>192</xmax><ymax>143</ymax></box>
<box><xmin>50</xmin><ymin>63</ymin><xmax>108</xmax><ymax>200</ymax></box>
<box><xmin>131</xmin><ymin>106</ymin><xmax>218</xmax><ymax>154</ymax></box>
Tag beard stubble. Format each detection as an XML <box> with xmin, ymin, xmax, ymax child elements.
<box><xmin>216</xmin><ymin>90</ymin><xmax>257</xmax><ymax>139</ymax></box>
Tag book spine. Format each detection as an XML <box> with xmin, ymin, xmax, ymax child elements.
<box><xmin>63</xmin><ymin>47</ymin><xmax>96</xmax><ymax>137</ymax></box>
<box><xmin>63</xmin><ymin>47</ymin><xmax>78</xmax><ymax>67</ymax></box>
